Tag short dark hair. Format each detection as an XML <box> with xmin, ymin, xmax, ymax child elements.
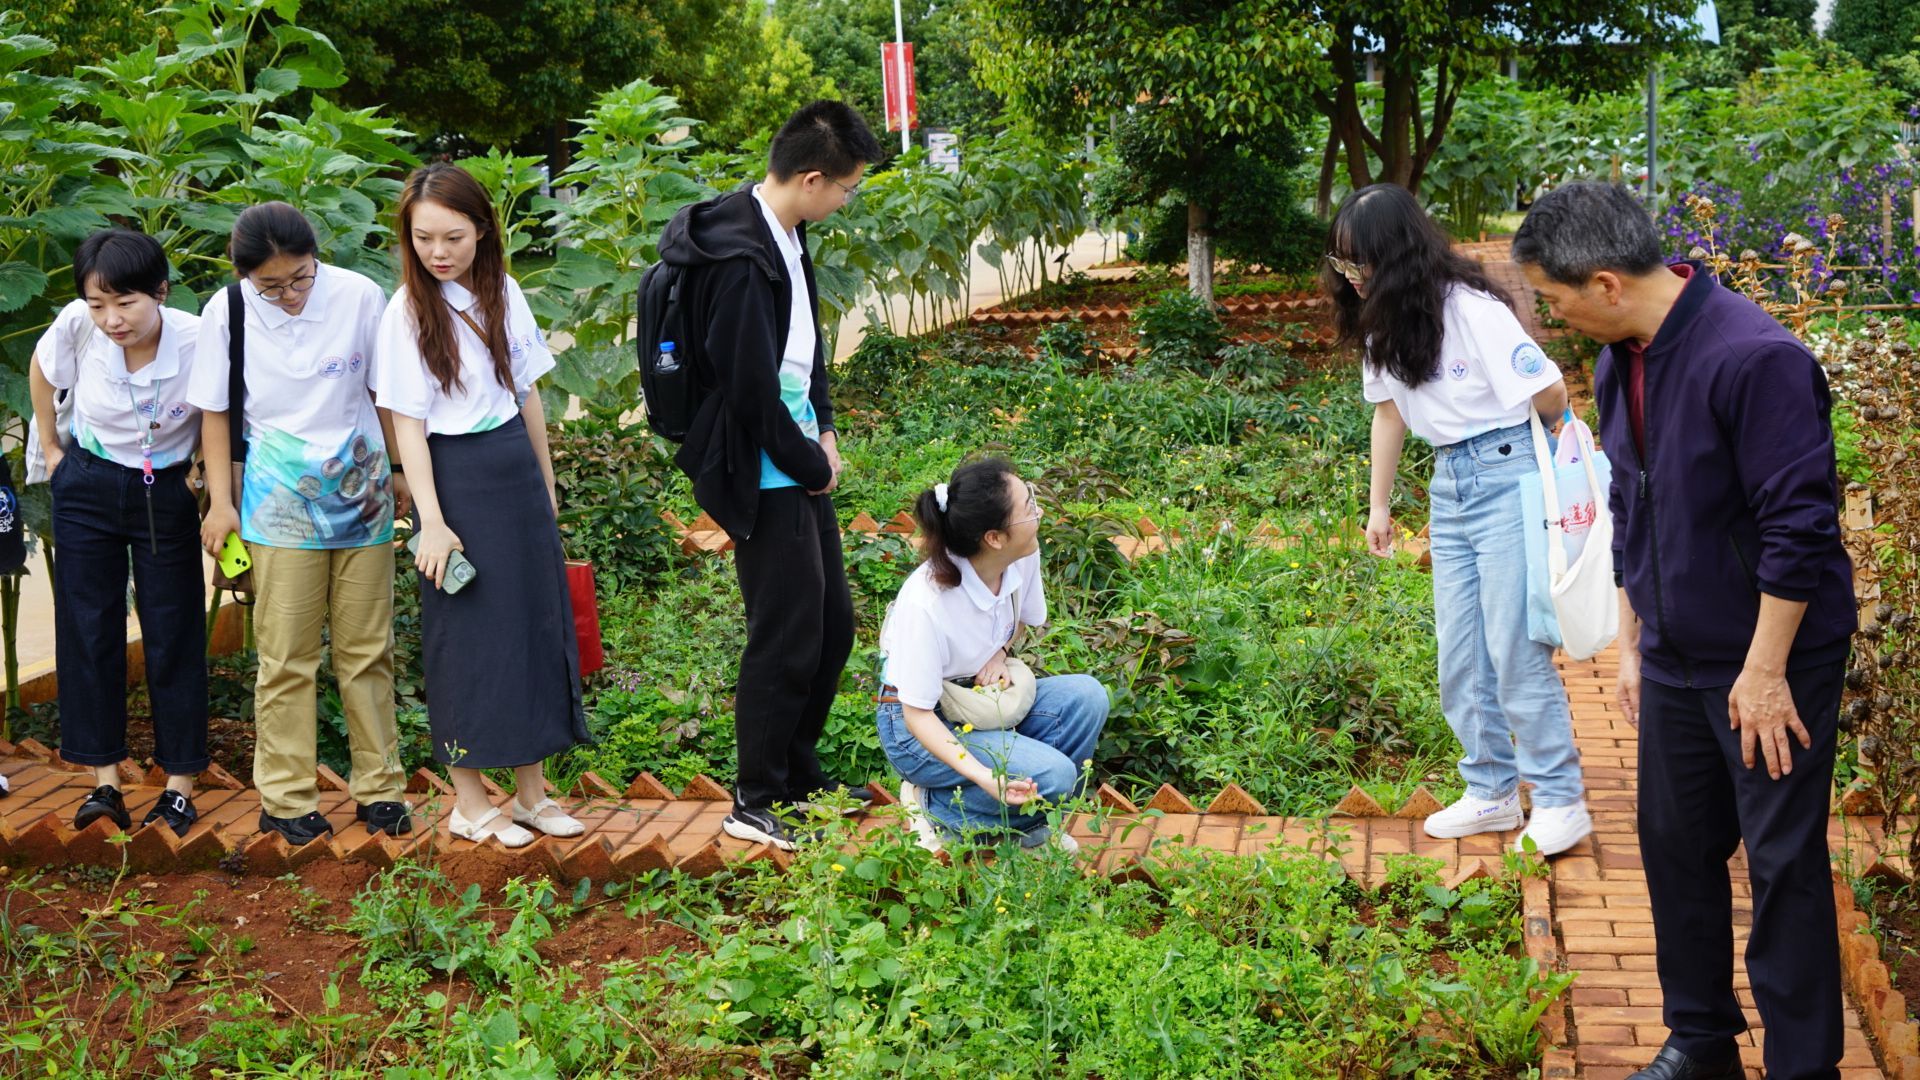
<box><xmin>1511</xmin><ymin>183</ymin><xmax>1666</xmax><ymax>286</ymax></box>
<box><xmin>74</xmin><ymin>228</ymin><xmax>170</xmax><ymax>300</ymax></box>
<box><xmin>229</xmin><ymin>201</ymin><xmax>319</xmax><ymax>275</ymax></box>
<box><xmin>768</xmin><ymin>100</ymin><xmax>884</xmax><ymax>182</ymax></box>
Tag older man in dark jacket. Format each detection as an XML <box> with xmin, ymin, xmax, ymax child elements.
<box><xmin>1513</xmin><ymin>183</ymin><xmax>1855</xmax><ymax>1080</ymax></box>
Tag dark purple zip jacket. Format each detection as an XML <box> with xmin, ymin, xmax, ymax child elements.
<box><xmin>1595</xmin><ymin>263</ymin><xmax>1855</xmax><ymax>689</ymax></box>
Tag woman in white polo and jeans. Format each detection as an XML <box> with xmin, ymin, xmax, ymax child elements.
<box><xmin>1328</xmin><ymin>183</ymin><xmax>1590</xmax><ymax>856</ymax></box>
<box><xmin>876</xmin><ymin>458</ymin><xmax>1108</xmax><ymax>853</ymax></box>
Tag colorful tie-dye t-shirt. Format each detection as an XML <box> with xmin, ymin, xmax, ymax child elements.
<box><xmin>185</xmin><ymin>263</ymin><xmax>394</xmax><ymax>550</ymax></box>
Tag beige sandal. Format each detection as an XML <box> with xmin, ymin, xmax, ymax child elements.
<box><xmin>448</xmin><ymin>805</ymin><xmax>537</xmax><ymax>848</ymax></box>
<box><xmin>510</xmin><ymin>796</ymin><xmax>585</xmax><ymax>838</ymax></box>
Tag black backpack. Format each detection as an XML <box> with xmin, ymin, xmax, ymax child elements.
<box><xmin>636</xmin><ymin>261</ymin><xmax>704</xmax><ymax>442</ymax></box>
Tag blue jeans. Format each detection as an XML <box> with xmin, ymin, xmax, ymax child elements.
<box><xmin>877</xmin><ymin>674</ymin><xmax>1108</xmax><ymax>836</ymax></box>
<box><xmin>1428</xmin><ymin>423</ymin><xmax>1584</xmax><ymax>808</ymax></box>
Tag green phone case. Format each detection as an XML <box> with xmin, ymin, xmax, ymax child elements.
<box><xmin>217</xmin><ymin>532</ymin><xmax>251</xmax><ymax>579</ymax></box>
<box><xmin>404</xmin><ymin>532</ymin><xmax>477</xmax><ymax>594</ymax></box>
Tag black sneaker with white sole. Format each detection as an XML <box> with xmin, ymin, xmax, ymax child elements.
<box><xmin>792</xmin><ymin>780</ymin><xmax>877</xmax><ymax>816</ymax></box>
<box><xmin>141</xmin><ymin>790</ymin><xmax>199</xmax><ymax>837</ymax></box>
<box><xmin>722</xmin><ymin>807</ymin><xmax>804</xmax><ymax>852</ymax></box>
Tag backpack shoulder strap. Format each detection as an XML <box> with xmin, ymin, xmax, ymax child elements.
<box><xmin>225</xmin><ymin>282</ymin><xmax>248</xmax><ymax>464</ymax></box>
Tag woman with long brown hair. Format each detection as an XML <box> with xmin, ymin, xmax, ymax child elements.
<box><xmin>374</xmin><ymin>163</ymin><xmax>589</xmax><ymax>847</ymax></box>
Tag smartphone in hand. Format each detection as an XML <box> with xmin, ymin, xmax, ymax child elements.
<box><xmin>404</xmin><ymin>532</ymin><xmax>477</xmax><ymax>594</ymax></box>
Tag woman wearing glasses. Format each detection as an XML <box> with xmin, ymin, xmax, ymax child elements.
<box><xmin>1325</xmin><ymin>183</ymin><xmax>1589</xmax><ymax>857</ymax></box>
<box><xmin>188</xmin><ymin>201</ymin><xmax>412</xmax><ymax>847</ymax></box>
<box><xmin>874</xmin><ymin>458</ymin><xmax>1107</xmax><ymax>854</ymax></box>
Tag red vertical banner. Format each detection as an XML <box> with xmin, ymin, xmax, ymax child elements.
<box><xmin>882</xmin><ymin>42</ymin><xmax>917</xmax><ymax>133</ymax></box>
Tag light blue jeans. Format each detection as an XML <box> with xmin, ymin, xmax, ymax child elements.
<box><xmin>877</xmin><ymin>674</ymin><xmax>1108</xmax><ymax>837</ymax></box>
<box><xmin>1428</xmin><ymin>422</ymin><xmax>1585</xmax><ymax>808</ymax></box>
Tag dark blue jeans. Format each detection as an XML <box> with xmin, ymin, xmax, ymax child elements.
<box><xmin>50</xmin><ymin>448</ymin><xmax>208</xmax><ymax>775</ymax></box>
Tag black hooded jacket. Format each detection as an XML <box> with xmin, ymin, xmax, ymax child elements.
<box><xmin>658</xmin><ymin>184</ymin><xmax>835</xmax><ymax>540</ymax></box>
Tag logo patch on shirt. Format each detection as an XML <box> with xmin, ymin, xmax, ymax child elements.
<box><xmin>137</xmin><ymin>400</ymin><xmax>159</xmax><ymax>420</ymax></box>
<box><xmin>1447</xmin><ymin>359</ymin><xmax>1470</xmax><ymax>381</ymax></box>
<box><xmin>508</xmin><ymin>336</ymin><xmax>526</xmax><ymax>359</ymax></box>
<box><xmin>167</xmin><ymin>403</ymin><xmax>188</xmax><ymax>421</ymax></box>
<box><xmin>319</xmin><ymin>356</ymin><xmax>346</xmax><ymax>379</ymax></box>
<box><xmin>1511</xmin><ymin>343</ymin><xmax>1547</xmax><ymax>379</ymax></box>
<box><xmin>348</xmin><ymin>353</ymin><xmax>364</xmax><ymax>374</ymax></box>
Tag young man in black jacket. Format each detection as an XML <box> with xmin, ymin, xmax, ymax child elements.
<box><xmin>1514</xmin><ymin>183</ymin><xmax>1855</xmax><ymax>1080</ymax></box>
<box><xmin>657</xmin><ymin>100</ymin><xmax>883</xmax><ymax>850</ymax></box>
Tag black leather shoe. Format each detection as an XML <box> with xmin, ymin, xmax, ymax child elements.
<box><xmin>141</xmin><ymin>790</ymin><xmax>198</xmax><ymax>837</ymax></box>
<box><xmin>74</xmin><ymin>785</ymin><xmax>131</xmax><ymax>831</ymax></box>
<box><xmin>355</xmin><ymin>800</ymin><xmax>413</xmax><ymax>836</ymax></box>
<box><xmin>1628</xmin><ymin>1045</ymin><xmax>1744</xmax><ymax>1080</ymax></box>
<box><xmin>257</xmin><ymin>810</ymin><xmax>335</xmax><ymax>846</ymax></box>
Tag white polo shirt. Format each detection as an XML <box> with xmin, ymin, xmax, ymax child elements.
<box><xmin>751</xmin><ymin>184</ymin><xmax>820</xmax><ymax>489</ymax></box>
<box><xmin>373</xmin><ymin>275</ymin><xmax>553</xmax><ymax>436</ymax></box>
<box><xmin>35</xmin><ymin>300</ymin><xmax>203</xmax><ymax>470</ymax></box>
<box><xmin>879</xmin><ymin>550</ymin><xmax>1049</xmax><ymax>710</ymax></box>
<box><xmin>185</xmin><ymin>261</ymin><xmax>393</xmax><ymax>549</ymax></box>
<box><xmin>1361</xmin><ymin>286</ymin><xmax>1561</xmax><ymax>446</ymax></box>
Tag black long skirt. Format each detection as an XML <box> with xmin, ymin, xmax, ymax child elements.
<box><xmin>418</xmin><ymin>415</ymin><xmax>589</xmax><ymax>768</ymax></box>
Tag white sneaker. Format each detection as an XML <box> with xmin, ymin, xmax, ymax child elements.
<box><xmin>1514</xmin><ymin>801</ymin><xmax>1592</xmax><ymax>857</ymax></box>
<box><xmin>511</xmin><ymin>796</ymin><xmax>586</xmax><ymax>838</ymax></box>
<box><xmin>1422</xmin><ymin>791</ymin><xmax>1524</xmax><ymax>839</ymax></box>
<box><xmin>448</xmin><ymin>805</ymin><xmax>537</xmax><ymax>848</ymax></box>
<box><xmin>896</xmin><ymin>782</ymin><xmax>945</xmax><ymax>853</ymax></box>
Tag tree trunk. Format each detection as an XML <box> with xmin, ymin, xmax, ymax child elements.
<box><xmin>1317</xmin><ymin>124</ymin><xmax>1339</xmax><ymax>216</ymax></box>
<box><xmin>1186</xmin><ymin>201</ymin><xmax>1214</xmax><ymax>303</ymax></box>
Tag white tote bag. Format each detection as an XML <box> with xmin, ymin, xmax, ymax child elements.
<box><xmin>24</xmin><ymin>324</ymin><xmax>89</xmax><ymax>485</ymax></box>
<box><xmin>1529</xmin><ymin>412</ymin><xmax>1618</xmax><ymax>660</ymax></box>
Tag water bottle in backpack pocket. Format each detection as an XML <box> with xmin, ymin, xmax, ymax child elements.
<box><xmin>636</xmin><ymin>260</ymin><xmax>705</xmax><ymax>442</ymax></box>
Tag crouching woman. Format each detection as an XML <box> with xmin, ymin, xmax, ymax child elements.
<box><xmin>875</xmin><ymin>458</ymin><xmax>1107</xmax><ymax>853</ymax></box>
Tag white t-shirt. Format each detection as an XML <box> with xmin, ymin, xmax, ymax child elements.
<box><xmin>879</xmin><ymin>551</ymin><xmax>1049</xmax><ymax>710</ymax></box>
<box><xmin>1361</xmin><ymin>287</ymin><xmax>1560</xmax><ymax>446</ymax></box>
<box><xmin>36</xmin><ymin>300</ymin><xmax>203</xmax><ymax>470</ymax></box>
<box><xmin>373</xmin><ymin>276</ymin><xmax>553</xmax><ymax>436</ymax></box>
<box><xmin>185</xmin><ymin>262</ymin><xmax>394</xmax><ymax>550</ymax></box>
<box><xmin>751</xmin><ymin>184</ymin><xmax>820</xmax><ymax>489</ymax></box>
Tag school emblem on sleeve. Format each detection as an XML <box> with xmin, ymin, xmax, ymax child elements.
<box><xmin>1447</xmin><ymin>358</ymin><xmax>1470</xmax><ymax>381</ymax></box>
<box><xmin>1511</xmin><ymin>343</ymin><xmax>1547</xmax><ymax>379</ymax></box>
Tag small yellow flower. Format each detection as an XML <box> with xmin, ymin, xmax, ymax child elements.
<box><xmin>961</xmin><ymin>723</ymin><xmax>975</xmax><ymax>733</ymax></box>
<box><xmin>1289</xmin><ymin>561</ymin><xmax>1300</xmax><ymax>569</ymax></box>
<box><xmin>957</xmin><ymin>752</ymin><xmax>968</xmax><ymax>761</ymax></box>
<box><xmin>717</xmin><ymin>1001</ymin><xmax>731</xmax><ymax>1011</ymax></box>
<box><xmin>831</xmin><ymin>863</ymin><xmax>846</xmax><ymax>873</ymax></box>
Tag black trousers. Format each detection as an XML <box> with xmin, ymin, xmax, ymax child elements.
<box><xmin>731</xmin><ymin>488</ymin><xmax>854</xmax><ymax>811</ymax></box>
<box><xmin>50</xmin><ymin>448</ymin><xmax>209</xmax><ymax>775</ymax></box>
<box><xmin>1638</xmin><ymin>660</ymin><xmax>1845</xmax><ymax>1080</ymax></box>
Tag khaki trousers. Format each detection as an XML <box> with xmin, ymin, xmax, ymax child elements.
<box><xmin>250</xmin><ymin>543</ymin><xmax>405</xmax><ymax>817</ymax></box>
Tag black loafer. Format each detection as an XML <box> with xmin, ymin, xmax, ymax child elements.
<box><xmin>257</xmin><ymin>810</ymin><xmax>335</xmax><ymax>846</ymax></box>
<box><xmin>1629</xmin><ymin>1045</ymin><xmax>1744</xmax><ymax>1080</ymax></box>
<box><xmin>74</xmin><ymin>785</ymin><xmax>131</xmax><ymax>831</ymax></box>
<box><xmin>141</xmin><ymin>790</ymin><xmax>199</xmax><ymax>838</ymax></box>
<box><xmin>355</xmin><ymin>800</ymin><xmax>413</xmax><ymax>835</ymax></box>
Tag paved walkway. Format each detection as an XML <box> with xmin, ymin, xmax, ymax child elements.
<box><xmin>1552</xmin><ymin>649</ymin><xmax>1885</xmax><ymax>1079</ymax></box>
<box><xmin>0</xmin><ymin>647</ymin><xmax>1897</xmax><ymax>1076</ymax></box>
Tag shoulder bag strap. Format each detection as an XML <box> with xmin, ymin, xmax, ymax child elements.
<box><xmin>226</xmin><ymin>282</ymin><xmax>248</xmax><ymax>464</ymax></box>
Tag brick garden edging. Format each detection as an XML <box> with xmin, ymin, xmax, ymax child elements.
<box><xmin>1837</xmin><ymin>871</ymin><xmax>1920</xmax><ymax>1078</ymax></box>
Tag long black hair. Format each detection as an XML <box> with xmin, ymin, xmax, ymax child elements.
<box><xmin>912</xmin><ymin>458</ymin><xmax>1018</xmax><ymax>589</ymax></box>
<box><xmin>1322</xmin><ymin>184</ymin><xmax>1514</xmax><ymax>387</ymax></box>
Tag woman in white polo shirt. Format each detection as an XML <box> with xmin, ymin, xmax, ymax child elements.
<box><xmin>375</xmin><ymin>163</ymin><xmax>589</xmax><ymax>849</ymax></box>
<box><xmin>876</xmin><ymin>458</ymin><xmax>1108</xmax><ymax>853</ymax></box>
<box><xmin>28</xmin><ymin>229</ymin><xmax>208</xmax><ymax>836</ymax></box>
<box><xmin>1327</xmin><ymin>183</ymin><xmax>1589</xmax><ymax>857</ymax></box>
<box><xmin>188</xmin><ymin>202</ymin><xmax>411</xmax><ymax>847</ymax></box>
